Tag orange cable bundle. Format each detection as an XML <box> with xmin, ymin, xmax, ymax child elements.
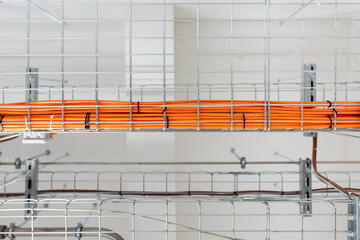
<box><xmin>0</xmin><ymin>99</ymin><xmax>359</xmax><ymax>131</ymax></box>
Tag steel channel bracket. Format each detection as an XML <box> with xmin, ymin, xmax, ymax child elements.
<box><xmin>299</xmin><ymin>158</ymin><xmax>312</xmax><ymax>216</ymax></box>
<box><xmin>348</xmin><ymin>196</ymin><xmax>360</xmax><ymax>240</ymax></box>
<box><xmin>75</xmin><ymin>222</ymin><xmax>83</xmax><ymax>240</ymax></box>
<box><xmin>25</xmin><ymin>159</ymin><xmax>39</xmax><ymax>220</ymax></box>
<box><xmin>302</xmin><ymin>63</ymin><xmax>317</xmax><ymax>137</ymax></box>
<box><xmin>23</xmin><ymin>68</ymin><xmax>53</xmax><ymax>143</ymax></box>
<box><xmin>240</xmin><ymin>157</ymin><xmax>247</xmax><ymax>169</ymax></box>
<box><xmin>7</xmin><ymin>223</ymin><xmax>15</xmax><ymax>240</ymax></box>
<box><xmin>14</xmin><ymin>158</ymin><xmax>21</xmax><ymax>169</ymax></box>
<box><xmin>25</xmin><ymin>68</ymin><xmax>39</xmax><ymax>102</ymax></box>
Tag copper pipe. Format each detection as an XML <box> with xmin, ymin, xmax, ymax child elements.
<box><xmin>312</xmin><ymin>133</ymin><xmax>360</xmax><ymax>197</ymax></box>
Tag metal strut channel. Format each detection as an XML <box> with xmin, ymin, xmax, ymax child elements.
<box><xmin>299</xmin><ymin>158</ymin><xmax>312</xmax><ymax>216</ymax></box>
<box><xmin>25</xmin><ymin>68</ymin><xmax>39</xmax><ymax>102</ymax></box>
<box><xmin>349</xmin><ymin>197</ymin><xmax>360</xmax><ymax>240</ymax></box>
<box><xmin>302</xmin><ymin>63</ymin><xmax>317</xmax><ymax>137</ymax></box>
<box><xmin>302</xmin><ymin>64</ymin><xmax>316</xmax><ymax>103</ymax></box>
<box><xmin>23</xmin><ymin>68</ymin><xmax>53</xmax><ymax>143</ymax></box>
<box><xmin>75</xmin><ymin>222</ymin><xmax>83</xmax><ymax>240</ymax></box>
<box><xmin>24</xmin><ymin>159</ymin><xmax>39</xmax><ymax>220</ymax></box>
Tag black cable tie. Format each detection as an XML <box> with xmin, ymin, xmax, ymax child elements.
<box><xmin>166</xmin><ymin>116</ymin><xmax>169</xmax><ymax>128</ymax></box>
<box><xmin>327</xmin><ymin>114</ymin><xmax>333</xmax><ymax>129</ymax></box>
<box><xmin>326</xmin><ymin>100</ymin><xmax>332</xmax><ymax>108</ymax></box>
<box><xmin>327</xmin><ymin>100</ymin><xmax>338</xmax><ymax>117</ymax></box>
<box><xmin>243</xmin><ymin>113</ymin><xmax>246</xmax><ymax>129</ymax></box>
<box><xmin>137</xmin><ymin>101</ymin><xmax>140</xmax><ymax>113</ymax></box>
<box><xmin>85</xmin><ymin>113</ymin><xmax>91</xmax><ymax>129</ymax></box>
<box><xmin>0</xmin><ymin>116</ymin><xmax>4</xmax><ymax>131</ymax></box>
<box><xmin>119</xmin><ymin>191</ymin><xmax>122</xmax><ymax>196</ymax></box>
<box><xmin>332</xmin><ymin>107</ymin><xmax>338</xmax><ymax>115</ymax></box>
<box><xmin>188</xmin><ymin>191</ymin><xmax>191</xmax><ymax>196</ymax></box>
<box><xmin>233</xmin><ymin>191</ymin><xmax>238</xmax><ymax>196</ymax></box>
<box><xmin>280</xmin><ymin>191</ymin><xmax>284</xmax><ymax>196</ymax></box>
<box><xmin>162</xmin><ymin>107</ymin><xmax>167</xmax><ymax>114</ymax></box>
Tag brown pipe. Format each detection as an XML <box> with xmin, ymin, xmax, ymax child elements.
<box><xmin>3</xmin><ymin>188</ymin><xmax>360</xmax><ymax>198</ymax></box>
<box><xmin>312</xmin><ymin>133</ymin><xmax>360</xmax><ymax>197</ymax></box>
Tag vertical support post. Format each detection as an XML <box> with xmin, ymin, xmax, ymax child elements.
<box><xmin>230</xmin><ymin>0</ymin><xmax>234</xmax><ymax>131</ymax></box>
<box><xmin>348</xmin><ymin>196</ymin><xmax>360</xmax><ymax>240</ymax></box>
<box><xmin>299</xmin><ymin>158</ymin><xmax>312</xmax><ymax>216</ymax></box>
<box><xmin>25</xmin><ymin>159</ymin><xmax>39</xmax><ymax>220</ymax></box>
<box><xmin>263</xmin><ymin>0</ymin><xmax>269</xmax><ymax>131</ymax></box>
<box><xmin>95</xmin><ymin>0</ymin><xmax>99</xmax><ymax>131</ymax></box>
<box><xmin>129</xmin><ymin>0</ymin><xmax>133</xmax><ymax>131</ymax></box>
<box><xmin>333</xmin><ymin>0</ymin><xmax>338</xmax><ymax>130</ymax></box>
<box><xmin>61</xmin><ymin>0</ymin><xmax>65</xmax><ymax>132</ymax></box>
<box><xmin>162</xmin><ymin>0</ymin><xmax>167</xmax><ymax>131</ymax></box>
<box><xmin>302</xmin><ymin>63</ymin><xmax>316</xmax><ymax>136</ymax></box>
<box><xmin>196</xmin><ymin>0</ymin><xmax>200</xmax><ymax>131</ymax></box>
<box><xmin>266</xmin><ymin>0</ymin><xmax>271</xmax><ymax>132</ymax></box>
<box><xmin>25</xmin><ymin>68</ymin><xmax>39</xmax><ymax>102</ymax></box>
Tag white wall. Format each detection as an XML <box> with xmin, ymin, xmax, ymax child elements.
<box><xmin>0</xmin><ymin>1</ymin><xmax>359</xmax><ymax>239</ymax></box>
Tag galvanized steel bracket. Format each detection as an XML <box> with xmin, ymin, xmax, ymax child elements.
<box><xmin>299</xmin><ymin>158</ymin><xmax>312</xmax><ymax>216</ymax></box>
<box><xmin>24</xmin><ymin>159</ymin><xmax>39</xmax><ymax>220</ymax></box>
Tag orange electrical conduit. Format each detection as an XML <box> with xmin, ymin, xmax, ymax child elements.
<box><xmin>0</xmin><ymin>99</ymin><xmax>359</xmax><ymax>131</ymax></box>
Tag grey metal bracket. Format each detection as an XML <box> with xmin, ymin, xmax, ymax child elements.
<box><xmin>23</xmin><ymin>68</ymin><xmax>54</xmax><ymax>143</ymax></box>
<box><xmin>25</xmin><ymin>159</ymin><xmax>39</xmax><ymax>220</ymax></box>
<box><xmin>14</xmin><ymin>158</ymin><xmax>21</xmax><ymax>169</ymax></box>
<box><xmin>75</xmin><ymin>222</ymin><xmax>83</xmax><ymax>240</ymax></box>
<box><xmin>299</xmin><ymin>158</ymin><xmax>312</xmax><ymax>216</ymax></box>
<box><xmin>230</xmin><ymin>148</ymin><xmax>247</xmax><ymax>169</ymax></box>
<box><xmin>302</xmin><ymin>63</ymin><xmax>316</xmax><ymax>102</ymax></box>
<box><xmin>348</xmin><ymin>197</ymin><xmax>360</xmax><ymax>240</ymax></box>
<box><xmin>302</xmin><ymin>63</ymin><xmax>317</xmax><ymax>137</ymax></box>
<box><xmin>24</xmin><ymin>68</ymin><xmax>54</xmax><ymax>143</ymax></box>
<box><xmin>240</xmin><ymin>157</ymin><xmax>247</xmax><ymax>169</ymax></box>
<box><xmin>7</xmin><ymin>223</ymin><xmax>15</xmax><ymax>240</ymax></box>
<box><xmin>25</xmin><ymin>68</ymin><xmax>39</xmax><ymax>102</ymax></box>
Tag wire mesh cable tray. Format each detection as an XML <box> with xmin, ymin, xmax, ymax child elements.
<box><xmin>0</xmin><ymin>0</ymin><xmax>359</xmax><ymax>132</ymax></box>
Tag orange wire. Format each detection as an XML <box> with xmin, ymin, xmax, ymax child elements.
<box><xmin>0</xmin><ymin>99</ymin><xmax>359</xmax><ymax>131</ymax></box>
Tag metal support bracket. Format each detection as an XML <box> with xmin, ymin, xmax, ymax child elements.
<box><xmin>302</xmin><ymin>63</ymin><xmax>317</xmax><ymax>137</ymax></box>
<box><xmin>14</xmin><ymin>158</ymin><xmax>21</xmax><ymax>169</ymax></box>
<box><xmin>230</xmin><ymin>148</ymin><xmax>247</xmax><ymax>169</ymax></box>
<box><xmin>240</xmin><ymin>157</ymin><xmax>247</xmax><ymax>169</ymax></box>
<box><xmin>25</xmin><ymin>68</ymin><xmax>39</xmax><ymax>102</ymax></box>
<box><xmin>7</xmin><ymin>223</ymin><xmax>15</xmax><ymax>240</ymax></box>
<box><xmin>25</xmin><ymin>159</ymin><xmax>39</xmax><ymax>220</ymax></box>
<box><xmin>75</xmin><ymin>222</ymin><xmax>83</xmax><ymax>240</ymax></box>
<box><xmin>24</xmin><ymin>68</ymin><xmax>54</xmax><ymax>143</ymax></box>
<box><xmin>299</xmin><ymin>158</ymin><xmax>312</xmax><ymax>215</ymax></box>
<box><xmin>348</xmin><ymin>196</ymin><xmax>360</xmax><ymax>240</ymax></box>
